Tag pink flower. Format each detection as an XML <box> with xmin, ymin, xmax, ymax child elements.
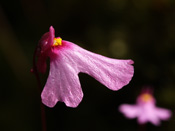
<box><xmin>119</xmin><ymin>88</ymin><xmax>172</xmax><ymax>126</ymax></box>
<box><xmin>35</xmin><ymin>26</ymin><xmax>134</xmax><ymax>108</ymax></box>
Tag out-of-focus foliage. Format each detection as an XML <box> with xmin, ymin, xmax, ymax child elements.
<box><xmin>0</xmin><ymin>0</ymin><xmax>174</xmax><ymax>131</ymax></box>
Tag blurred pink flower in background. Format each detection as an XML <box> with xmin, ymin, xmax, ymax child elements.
<box><xmin>119</xmin><ymin>88</ymin><xmax>172</xmax><ymax>126</ymax></box>
<box><xmin>35</xmin><ymin>26</ymin><xmax>134</xmax><ymax>108</ymax></box>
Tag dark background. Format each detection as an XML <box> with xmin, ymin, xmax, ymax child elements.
<box><xmin>0</xmin><ymin>0</ymin><xmax>174</xmax><ymax>131</ymax></box>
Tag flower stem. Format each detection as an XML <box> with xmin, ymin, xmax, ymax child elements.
<box><xmin>32</xmin><ymin>47</ymin><xmax>47</xmax><ymax>131</ymax></box>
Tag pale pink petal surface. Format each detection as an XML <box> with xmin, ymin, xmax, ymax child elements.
<box><xmin>64</xmin><ymin>41</ymin><xmax>134</xmax><ymax>91</ymax></box>
<box><xmin>119</xmin><ymin>90</ymin><xmax>172</xmax><ymax>126</ymax></box>
<box><xmin>119</xmin><ymin>104</ymin><xmax>139</xmax><ymax>118</ymax></box>
<box><xmin>41</xmin><ymin>55</ymin><xmax>83</xmax><ymax>107</ymax></box>
<box><xmin>155</xmin><ymin>108</ymin><xmax>172</xmax><ymax>120</ymax></box>
<box><xmin>137</xmin><ymin>104</ymin><xmax>161</xmax><ymax>125</ymax></box>
<box><xmin>42</xmin><ymin>40</ymin><xmax>134</xmax><ymax>107</ymax></box>
<box><xmin>36</xmin><ymin>26</ymin><xmax>134</xmax><ymax>108</ymax></box>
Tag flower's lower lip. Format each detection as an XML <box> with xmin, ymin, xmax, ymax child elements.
<box><xmin>36</xmin><ymin>26</ymin><xmax>134</xmax><ymax>108</ymax></box>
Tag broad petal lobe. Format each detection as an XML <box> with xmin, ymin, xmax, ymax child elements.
<box><xmin>66</xmin><ymin>41</ymin><xmax>134</xmax><ymax>91</ymax></box>
<box><xmin>155</xmin><ymin>108</ymin><xmax>171</xmax><ymax>120</ymax></box>
<box><xmin>119</xmin><ymin>104</ymin><xmax>139</xmax><ymax>118</ymax></box>
<box><xmin>41</xmin><ymin>40</ymin><xmax>134</xmax><ymax>107</ymax></box>
<box><xmin>41</xmin><ymin>55</ymin><xmax>83</xmax><ymax>108</ymax></box>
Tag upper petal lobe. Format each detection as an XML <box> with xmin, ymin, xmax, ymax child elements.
<box><xmin>67</xmin><ymin>41</ymin><xmax>134</xmax><ymax>91</ymax></box>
